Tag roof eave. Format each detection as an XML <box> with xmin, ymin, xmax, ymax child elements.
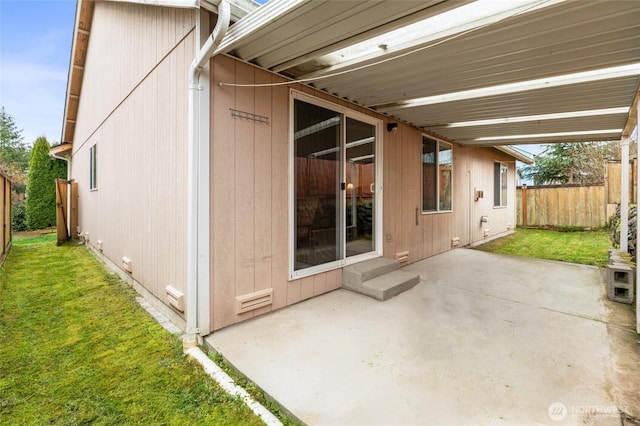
<box><xmin>495</xmin><ymin>146</ymin><xmax>535</xmax><ymax>165</ymax></box>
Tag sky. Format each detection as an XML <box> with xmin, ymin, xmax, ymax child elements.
<box><xmin>0</xmin><ymin>0</ymin><xmax>76</xmax><ymax>147</ymax></box>
<box><xmin>0</xmin><ymin>0</ymin><xmax>542</xmax><ymax>158</ymax></box>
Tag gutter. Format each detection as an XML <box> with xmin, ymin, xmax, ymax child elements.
<box><xmin>184</xmin><ymin>0</ymin><xmax>230</xmax><ymax>349</ymax></box>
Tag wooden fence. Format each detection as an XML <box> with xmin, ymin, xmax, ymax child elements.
<box><xmin>516</xmin><ymin>160</ymin><xmax>636</xmax><ymax>229</ymax></box>
<box><xmin>0</xmin><ymin>171</ymin><xmax>11</xmax><ymax>263</ymax></box>
<box><xmin>516</xmin><ymin>184</ymin><xmax>607</xmax><ymax>228</ymax></box>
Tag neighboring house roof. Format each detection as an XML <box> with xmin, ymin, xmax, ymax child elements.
<box><xmin>61</xmin><ymin>0</ymin><xmax>640</xmax><ymax>153</ymax></box>
<box><xmin>214</xmin><ymin>0</ymin><xmax>640</xmax><ymax>147</ymax></box>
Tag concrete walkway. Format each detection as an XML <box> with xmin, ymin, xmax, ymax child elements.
<box><xmin>206</xmin><ymin>249</ymin><xmax>621</xmax><ymax>425</ymax></box>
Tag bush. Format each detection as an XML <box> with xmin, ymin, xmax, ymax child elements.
<box><xmin>11</xmin><ymin>199</ymin><xmax>26</xmax><ymax>231</ymax></box>
<box><xmin>609</xmin><ymin>204</ymin><xmax>636</xmax><ymax>255</ymax></box>
<box><xmin>25</xmin><ymin>137</ymin><xmax>66</xmax><ymax>230</ymax></box>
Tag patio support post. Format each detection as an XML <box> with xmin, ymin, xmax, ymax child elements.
<box><xmin>620</xmin><ymin>136</ymin><xmax>629</xmax><ymax>253</ymax></box>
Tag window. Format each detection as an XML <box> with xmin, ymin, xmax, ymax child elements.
<box><xmin>89</xmin><ymin>144</ymin><xmax>97</xmax><ymax>190</ymax></box>
<box><xmin>422</xmin><ymin>136</ymin><xmax>452</xmax><ymax>212</ymax></box>
<box><xmin>494</xmin><ymin>162</ymin><xmax>508</xmax><ymax>207</ymax></box>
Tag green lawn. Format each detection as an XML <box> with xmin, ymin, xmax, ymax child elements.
<box><xmin>474</xmin><ymin>227</ymin><xmax>610</xmax><ymax>267</ymax></box>
<box><xmin>0</xmin><ymin>235</ymin><xmax>265</xmax><ymax>425</ymax></box>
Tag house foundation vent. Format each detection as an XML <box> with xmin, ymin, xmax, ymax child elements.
<box><xmin>235</xmin><ymin>288</ymin><xmax>273</xmax><ymax>314</ymax></box>
<box><xmin>122</xmin><ymin>256</ymin><xmax>133</xmax><ymax>273</ymax></box>
<box><xmin>166</xmin><ymin>285</ymin><xmax>185</xmax><ymax>312</ymax></box>
<box><xmin>396</xmin><ymin>251</ymin><xmax>409</xmax><ymax>263</ymax></box>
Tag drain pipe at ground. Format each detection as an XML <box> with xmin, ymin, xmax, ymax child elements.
<box><xmin>184</xmin><ymin>0</ymin><xmax>230</xmax><ymax>350</ymax></box>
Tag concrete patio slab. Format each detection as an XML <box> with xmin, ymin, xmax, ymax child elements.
<box><xmin>206</xmin><ymin>249</ymin><xmax>622</xmax><ymax>425</ymax></box>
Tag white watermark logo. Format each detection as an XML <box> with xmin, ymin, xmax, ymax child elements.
<box><xmin>548</xmin><ymin>402</ymin><xmax>624</xmax><ymax>422</ymax></box>
<box><xmin>548</xmin><ymin>402</ymin><xmax>567</xmax><ymax>421</ymax></box>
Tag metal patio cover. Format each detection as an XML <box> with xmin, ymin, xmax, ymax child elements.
<box><xmin>214</xmin><ymin>0</ymin><xmax>640</xmax><ymax>146</ymax></box>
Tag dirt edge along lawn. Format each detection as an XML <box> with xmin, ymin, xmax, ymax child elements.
<box><xmin>0</xmin><ymin>234</ymin><xmax>264</xmax><ymax>425</ymax></box>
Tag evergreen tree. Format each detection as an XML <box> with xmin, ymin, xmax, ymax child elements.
<box><xmin>0</xmin><ymin>106</ymin><xmax>30</xmax><ymax>178</ymax></box>
<box><xmin>519</xmin><ymin>142</ymin><xmax>613</xmax><ymax>185</ymax></box>
<box><xmin>25</xmin><ymin>137</ymin><xmax>67</xmax><ymax>230</ymax></box>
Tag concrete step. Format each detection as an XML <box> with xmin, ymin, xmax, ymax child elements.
<box><xmin>342</xmin><ymin>257</ymin><xmax>400</xmax><ymax>288</ymax></box>
<box><xmin>344</xmin><ymin>270</ymin><xmax>420</xmax><ymax>301</ymax></box>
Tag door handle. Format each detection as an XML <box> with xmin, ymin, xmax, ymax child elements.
<box><xmin>370</xmin><ymin>183</ymin><xmax>375</xmax><ymax>193</ymax></box>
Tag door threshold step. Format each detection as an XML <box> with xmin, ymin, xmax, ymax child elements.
<box><xmin>343</xmin><ymin>270</ymin><xmax>420</xmax><ymax>301</ymax></box>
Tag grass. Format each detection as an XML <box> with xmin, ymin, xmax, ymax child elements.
<box><xmin>0</xmin><ymin>234</ymin><xmax>265</xmax><ymax>425</ymax></box>
<box><xmin>474</xmin><ymin>227</ymin><xmax>610</xmax><ymax>267</ymax></box>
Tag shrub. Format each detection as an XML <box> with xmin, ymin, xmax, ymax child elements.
<box><xmin>25</xmin><ymin>137</ymin><xmax>66</xmax><ymax>230</ymax></box>
<box><xmin>11</xmin><ymin>199</ymin><xmax>26</xmax><ymax>231</ymax></box>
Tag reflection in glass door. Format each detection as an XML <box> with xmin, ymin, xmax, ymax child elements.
<box><xmin>292</xmin><ymin>93</ymin><xmax>379</xmax><ymax>276</ymax></box>
<box><xmin>293</xmin><ymin>99</ymin><xmax>342</xmax><ymax>271</ymax></box>
<box><xmin>345</xmin><ymin>117</ymin><xmax>375</xmax><ymax>258</ymax></box>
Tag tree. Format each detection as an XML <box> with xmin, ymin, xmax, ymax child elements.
<box><xmin>519</xmin><ymin>142</ymin><xmax>615</xmax><ymax>185</ymax></box>
<box><xmin>0</xmin><ymin>106</ymin><xmax>30</xmax><ymax>180</ymax></box>
<box><xmin>25</xmin><ymin>137</ymin><xmax>67</xmax><ymax>230</ymax></box>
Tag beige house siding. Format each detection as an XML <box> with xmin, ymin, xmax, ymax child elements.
<box><xmin>209</xmin><ymin>56</ymin><xmax>518</xmax><ymax>330</ymax></box>
<box><xmin>71</xmin><ymin>2</ymin><xmax>195</xmax><ymax>314</ymax></box>
<box><xmin>68</xmin><ymin>4</ymin><xmax>519</xmax><ymax>332</ymax></box>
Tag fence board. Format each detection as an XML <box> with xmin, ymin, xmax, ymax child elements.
<box><xmin>516</xmin><ymin>184</ymin><xmax>607</xmax><ymax>228</ymax></box>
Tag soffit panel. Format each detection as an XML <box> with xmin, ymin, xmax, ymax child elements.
<box><xmin>308</xmin><ymin>1</ymin><xmax>640</xmax><ymax>108</ymax></box>
<box><xmin>392</xmin><ymin>77</ymin><xmax>639</xmax><ymax>127</ymax></box>
<box><xmin>428</xmin><ymin>115</ymin><xmax>631</xmax><ymax>141</ymax></box>
<box><xmin>223</xmin><ymin>0</ymin><xmax>640</xmax><ymax>146</ymax></box>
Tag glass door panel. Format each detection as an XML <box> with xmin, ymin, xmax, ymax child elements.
<box><xmin>345</xmin><ymin>117</ymin><xmax>376</xmax><ymax>258</ymax></box>
<box><xmin>293</xmin><ymin>99</ymin><xmax>342</xmax><ymax>271</ymax></box>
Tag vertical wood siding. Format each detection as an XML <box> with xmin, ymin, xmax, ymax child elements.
<box><xmin>210</xmin><ymin>56</ymin><xmax>517</xmax><ymax>330</ymax></box>
<box><xmin>70</xmin><ymin>3</ymin><xmax>194</xmax><ymax>313</ymax></box>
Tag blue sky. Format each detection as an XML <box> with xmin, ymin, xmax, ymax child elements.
<box><xmin>0</xmin><ymin>0</ymin><xmax>76</xmax><ymax>147</ymax></box>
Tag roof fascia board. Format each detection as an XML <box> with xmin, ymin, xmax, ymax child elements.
<box><xmin>61</xmin><ymin>0</ymin><xmax>93</xmax><ymax>145</ymax></box>
<box><xmin>495</xmin><ymin>146</ymin><xmax>534</xmax><ymax>164</ymax></box>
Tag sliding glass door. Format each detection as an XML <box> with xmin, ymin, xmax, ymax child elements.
<box><xmin>293</xmin><ymin>99</ymin><xmax>342</xmax><ymax>270</ymax></box>
<box><xmin>345</xmin><ymin>117</ymin><xmax>376</xmax><ymax>258</ymax></box>
<box><xmin>292</xmin><ymin>92</ymin><xmax>380</xmax><ymax>278</ymax></box>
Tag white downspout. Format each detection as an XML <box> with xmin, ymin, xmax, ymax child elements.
<box><xmin>185</xmin><ymin>0</ymin><xmax>230</xmax><ymax>350</ymax></box>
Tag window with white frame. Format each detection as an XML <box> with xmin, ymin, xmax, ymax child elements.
<box><xmin>493</xmin><ymin>162</ymin><xmax>508</xmax><ymax>207</ymax></box>
<box><xmin>89</xmin><ymin>144</ymin><xmax>97</xmax><ymax>190</ymax></box>
<box><xmin>422</xmin><ymin>136</ymin><xmax>452</xmax><ymax>212</ymax></box>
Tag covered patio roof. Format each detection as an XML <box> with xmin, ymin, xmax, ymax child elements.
<box><xmin>215</xmin><ymin>0</ymin><xmax>640</xmax><ymax>147</ymax></box>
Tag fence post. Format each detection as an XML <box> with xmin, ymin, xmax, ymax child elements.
<box><xmin>522</xmin><ymin>184</ymin><xmax>527</xmax><ymax>227</ymax></box>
